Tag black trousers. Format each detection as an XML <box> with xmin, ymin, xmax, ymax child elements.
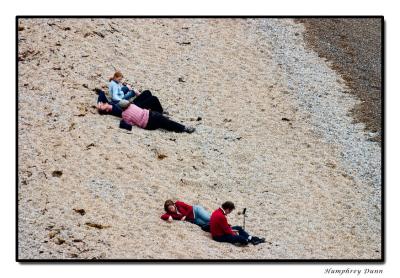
<box><xmin>213</xmin><ymin>226</ymin><xmax>250</xmax><ymax>245</ymax></box>
<box><xmin>146</xmin><ymin>111</ymin><xmax>186</xmax><ymax>133</ymax></box>
<box><xmin>133</xmin><ymin>90</ymin><xmax>163</xmax><ymax>113</ymax></box>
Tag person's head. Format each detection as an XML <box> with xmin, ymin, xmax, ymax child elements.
<box><xmin>164</xmin><ymin>200</ymin><xmax>176</xmax><ymax>213</ymax></box>
<box><xmin>97</xmin><ymin>102</ymin><xmax>113</xmax><ymax>114</ymax></box>
<box><xmin>110</xmin><ymin>71</ymin><xmax>123</xmax><ymax>83</ymax></box>
<box><xmin>221</xmin><ymin>201</ymin><xmax>235</xmax><ymax>214</ymax></box>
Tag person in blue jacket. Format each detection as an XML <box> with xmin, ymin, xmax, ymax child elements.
<box><xmin>108</xmin><ymin>71</ymin><xmax>138</xmax><ymax>108</ymax></box>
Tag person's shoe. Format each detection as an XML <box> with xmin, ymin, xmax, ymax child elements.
<box><xmin>184</xmin><ymin>126</ymin><xmax>195</xmax><ymax>133</ymax></box>
<box><xmin>250</xmin><ymin>236</ymin><xmax>265</xmax><ymax>245</ymax></box>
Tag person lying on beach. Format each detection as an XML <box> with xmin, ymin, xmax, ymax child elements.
<box><xmin>161</xmin><ymin>200</ymin><xmax>211</xmax><ymax>231</ymax></box>
<box><xmin>97</xmin><ymin>91</ymin><xmax>195</xmax><ymax>133</ymax></box>
<box><xmin>210</xmin><ymin>201</ymin><xmax>265</xmax><ymax>246</ymax></box>
<box><xmin>109</xmin><ymin>71</ymin><xmax>138</xmax><ymax>109</ymax></box>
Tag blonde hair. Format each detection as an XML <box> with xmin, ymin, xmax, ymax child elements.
<box><xmin>109</xmin><ymin>71</ymin><xmax>123</xmax><ymax>82</ymax></box>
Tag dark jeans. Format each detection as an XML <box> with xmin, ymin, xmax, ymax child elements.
<box><xmin>146</xmin><ymin>111</ymin><xmax>185</xmax><ymax>132</ymax></box>
<box><xmin>97</xmin><ymin>90</ymin><xmax>110</xmax><ymax>104</ymax></box>
<box><xmin>213</xmin><ymin>226</ymin><xmax>249</xmax><ymax>245</ymax></box>
<box><xmin>133</xmin><ymin>90</ymin><xmax>163</xmax><ymax>113</ymax></box>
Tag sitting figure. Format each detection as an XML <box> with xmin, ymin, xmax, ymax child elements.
<box><xmin>210</xmin><ymin>201</ymin><xmax>265</xmax><ymax>246</ymax></box>
<box><xmin>108</xmin><ymin>71</ymin><xmax>138</xmax><ymax>109</ymax></box>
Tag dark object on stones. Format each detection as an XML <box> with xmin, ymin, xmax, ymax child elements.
<box><xmin>178</xmin><ymin>77</ymin><xmax>186</xmax><ymax>82</ymax></box>
<box><xmin>55</xmin><ymin>237</ymin><xmax>65</xmax><ymax>245</ymax></box>
<box><xmin>119</xmin><ymin>120</ymin><xmax>132</xmax><ymax>131</ymax></box>
<box><xmin>48</xmin><ymin>230</ymin><xmax>60</xmax><ymax>239</ymax></box>
<box><xmin>85</xmin><ymin>222</ymin><xmax>110</xmax><ymax>229</ymax></box>
<box><xmin>73</xmin><ymin>208</ymin><xmax>86</xmax><ymax>216</ymax></box>
<box><xmin>93</xmin><ymin>31</ymin><xmax>105</xmax><ymax>38</ymax></box>
<box><xmin>52</xmin><ymin>66</ymin><xmax>61</xmax><ymax>70</ymax></box>
<box><xmin>63</xmin><ymin>27</ymin><xmax>71</xmax><ymax>31</ymax></box>
<box><xmin>18</xmin><ymin>26</ymin><xmax>25</xmax><ymax>31</ymax></box>
<box><xmin>82</xmin><ymin>84</ymin><xmax>89</xmax><ymax>89</ymax></box>
<box><xmin>177</xmin><ymin>41</ymin><xmax>191</xmax><ymax>45</ymax></box>
<box><xmin>196</xmin><ymin>117</ymin><xmax>202</xmax><ymax>121</ymax></box>
<box><xmin>281</xmin><ymin>117</ymin><xmax>290</xmax><ymax>121</ymax></box>
<box><xmin>85</xmin><ymin>143</ymin><xmax>95</xmax><ymax>150</ymax></box>
<box><xmin>157</xmin><ymin>153</ymin><xmax>168</xmax><ymax>160</ymax></box>
<box><xmin>52</xmin><ymin>170</ymin><xmax>63</xmax><ymax>177</ymax></box>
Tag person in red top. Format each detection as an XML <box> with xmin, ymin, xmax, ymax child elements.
<box><xmin>161</xmin><ymin>200</ymin><xmax>211</xmax><ymax>230</ymax></box>
<box><xmin>210</xmin><ymin>201</ymin><xmax>265</xmax><ymax>246</ymax></box>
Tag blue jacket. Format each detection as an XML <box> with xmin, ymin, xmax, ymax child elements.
<box><xmin>109</xmin><ymin>80</ymin><xmax>125</xmax><ymax>101</ymax></box>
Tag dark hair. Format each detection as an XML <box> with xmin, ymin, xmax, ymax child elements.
<box><xmin>98</xmin><ymin>109</ymin><xmax>107</xmax><ymax>115</ymax></box>
<box><xmin>221</xmin><ymin>201</ymin><xmax>235</xmax><ymax>211</ymax></box>
<box><xmin>164</xmin><ymin>200</ymin><xmax>175</xmax><ymax>212</ymax></box>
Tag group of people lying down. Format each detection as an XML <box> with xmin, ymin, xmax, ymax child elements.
<box><xmin>96</xmin><ymin>71</ymin><xmax>195</xmax><ymax>133</ymax></box>
<box><xmin>96</xmin><ymin>71</ymin><xmax>266</xmax><ymax>246</ymax></box>
<box><xmin>162</xmin><ymin>200</ymin><xmax>266</xmax><ymax>246</ymax></box>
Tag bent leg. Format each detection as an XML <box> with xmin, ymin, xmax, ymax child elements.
<box><xmin>146</xmin><ymin>111</ymin><xmax>185</xmax><ymax>133</ymax></box>
<box><xmin>134</xmin><ymin>90</ymin><xmax>163</xmax><ymax>113</ymax></box>
<box><xmin>97</xmin><ymin>90</ymin><xmax>109</xmax><ymax>104</ymax></box>
<box><xmin>231</xmin><ymin>226</ymin><xmax>250</xmax><ymax>238</ymax></box>
<box><xmin>133</xmin><ymin>90</ymin><xmax>152</xmax><ymax>107</ymax></box>
<box><xmin>213</xmin><ymin>234</ymin><xmax>248</xmax><ymax>245</ymax></box>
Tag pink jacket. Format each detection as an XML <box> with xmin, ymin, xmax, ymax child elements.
<box><xmin>122</xmin><ymin>104</ymin><xmax>149</xmax><ymax>128</ymax></box>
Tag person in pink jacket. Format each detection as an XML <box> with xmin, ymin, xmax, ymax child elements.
<box><xmin>97</xmin><ymin>102</ymin><xmax>195</xmax><ymax>133</ymax></box>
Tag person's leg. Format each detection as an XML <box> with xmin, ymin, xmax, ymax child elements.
<box><xmin>97</xmin><ymin>90</ymin><xmax>109</xmax><ymax>104</ymax></box>
<box><xmin>122</xmin><ymin>90</ymin><xmax>136</xmax><ymax>100</ymax></box>
<box><xmin>133</xmin><ymin>90</ymin><xmax>163</xmax><ymax>113</ymax></box>
<box><xmin>213</xmin><ymin>234</ymin><xmax>248</xmax><ymax>245</ymax></box>
<box><xmin>193</xmin><ymin>206</ymin><xmax>211</xmax><ymax>224</ymax></box>
<box><xmin>146</xmin><ymin>111</ymin><xmax>186</xmax><ymax>133</ymax></box>
<box><xmin>144</xmin><ymin>96</ymin><xmax>163</xmax><ymax>113</ymax></box>
<box><xmin>231</xmin><ymin>226</ymin><xmax>250</xmax><ymax>238</ymax></box>
<box><xmin>132</xmin><ymin>90</ymin><xmax>151</xmax><ymax>107</ymax></box>
<box><xmin>194</xmin><ymin>217</ymin><xmax>208</xmax><ymax>227</ymax></box>
<box><xmin>121</xmin><ymin>86</ymin><xmax>130</xmax><ymax>94</ymax></box>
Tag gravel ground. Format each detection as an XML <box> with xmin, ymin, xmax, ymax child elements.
<box><xmin>297</xmin><ymin>18</ymin><xmax>382</xmax><ymax>142</ymax></box>
<box><xmin>256</xmin><ymin>18</ymin><xmax>381</xmax><ymax>210</ymax></box>
<box><xmin>17</xmin><ymin>18</ymin><xmax>381</xmax><ymax>260</ymax></box>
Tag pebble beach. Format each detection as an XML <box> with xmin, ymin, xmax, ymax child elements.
<box><xmin>17</xmin><ymin>18</ymin><xmax>382</xmax><ymax>260</ymax></box>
